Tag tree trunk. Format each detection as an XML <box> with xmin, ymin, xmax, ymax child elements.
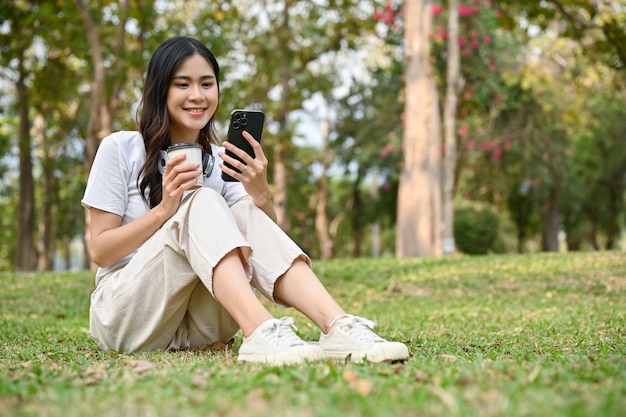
<box><xmin>75</xmin><ymin>0</ymin><xmax>115</xmax><ymax>269</ymax></box>
<box><xmin>16</xmin><ymin>50</ymin><xmax>37</xmax><ymax>272</ymax></box>
<box><xmin>352</xmin><ymin>177</ymin><xmax>363</xmax><ymax>258</ymax></box>
<box><xmin>605</xmin><ymin>179</ymin><xmax>621</xmax><ymax>250</ymax></box>
<box><xmin>588</xmin><ymin>214</ymin><xmax>599</xmax><ymax>250</ymax></box>
<box><xmin>314</xmin><ymin>113</ymin><xmax>333</xmax><ymax>259</ymax></box>
<box><xmin>34</xmin><ymin>114</ymin><xmax>55</xmax><ymax>271</ymax></box>
<box><xmin>541</xmin><ymin>187</ymin><xmax>560</xmax><ymax>251</ymax></box>
<box><xmin>273</xmin><ymin>0</ymin><xmax>292</xmax><ymax>232</ymax></box>
<box><xmin>61</xmin><ymin>235</ymin><xmax>72</xmax><ymax>271</ymax></box>
<box><xmin>396</xmin><ymin>0</ymin><xmax>443</xmax><ymax>258</ymax></box>
<box><xmin>370</xmin><ymin>171</ymin><xmax>381</xmax><ymax>257</ymax></box>
<box><xmin>442</xmin><ymin>0</ymin><xmax>461</xmax><ymax>255</ymax></box>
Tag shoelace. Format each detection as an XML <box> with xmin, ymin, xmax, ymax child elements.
<box><xmin>262</xmin><ymin>317</ymin><xmax>304</xmax><ymax>348</ymax></box>
<box><xmin>337</xmin><ymin>316</ymin><xmax>385</xmax><ymax>343</ymax></box>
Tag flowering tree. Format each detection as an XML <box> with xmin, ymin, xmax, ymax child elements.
<box><xmin>396</xmin><ymin>0</ymin><xmax>443</xmax><ymax>257</ymax></box>
<box><xmin>375</xmin><ymin>0</ymin><xmax>501</xmax><ymax>256</ymax></box>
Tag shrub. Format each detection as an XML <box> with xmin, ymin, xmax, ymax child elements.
<box><xmin>454</xmin><ymin>201</ymin><xmax>500</xmax><ymax>255</ymax></box>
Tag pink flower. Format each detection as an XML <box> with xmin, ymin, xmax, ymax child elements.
<box><xmin>492</xmin><ymin>146</ymin><xmax>502</xmax><ymax>161</ymax></box>
<box><xmin>383</xmin><ymin>10</ymin><xmax>394</xmax><ymax>24</ymax></box>
<box><xmin>374</xmin><ymin>10</ymin><xmax>383</xmax><ymax>20</ymax></box>
<box><xmin>380</xmin><ymin>143</ymin><xmax>394</xmax><ymax>158</ymax></box>
<box><xmin>471</xmin><ymin>40</ymin><xmax>479</xmax><ymax>49</ymax></box>
<box><xmin>504</xmin><ymin>138</ymin><xmax>513</xmax><ymax>149</ymax></box>
<box><xmin>466</xmin><ymin>139</ymin><xmax>476</xmax><ymax>150</ymax></box>
<box><xmin>459</xmin><ymin>3</ymin><xmax>474</xmax><ymax>17</ymax></box>
<box><xmin>483</xmin><ymin>35</ymin><xmax>492</xmax><ymax>44</ymax></box>
<box><xmin>458</xmin><ymin>36</ymin><xmax>467</xmax><ymax>46</ymax></box>
<box><xmin>431</xmin><ymin>4</ymin><xmax>444</xmax><ymax>16</ymax></box>
<box><xmin>469</xmin><ymin>30</ymin><xmax>479</xmax><ymax>39</ymax></box>
<box><xmin>481</xmin><ymin>141</ymin><xmax>492</xmax><ymax>151</ymax></box>
<box><xmin>458</xmin><ymin>124</ymin><xmax>469</xmax><ymax>137</ymax></box>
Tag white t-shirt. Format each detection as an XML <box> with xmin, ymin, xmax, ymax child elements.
<box><xmin>81</xmin><ymin>130</ymin><xmax>247</xmax><ymax>281</ymax></box>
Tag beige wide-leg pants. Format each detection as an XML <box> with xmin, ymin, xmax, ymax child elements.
<box><xmin>89</xmin><ymin>188</ymin><xmax>310</xmax><ymax>353</ymax></box>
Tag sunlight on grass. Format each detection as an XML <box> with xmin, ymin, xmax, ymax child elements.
<box><xmin>1</xmin><ymin>251</ymin><xmax>625</xmax><ymax>417</ymax></box>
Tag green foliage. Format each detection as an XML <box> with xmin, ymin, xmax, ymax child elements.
<box><xmin>0</xmin><ymin>193</ymin><xmax>17</xmax><ymax>270</ymax></box>
<box><xmin>493</xmin><ymin>0</ymin><xmax>626</xmax><ymax>73</ymax></box>
<box><xmin>453</xmin><ymin>200</ymin><xmax>500</xmax><ymax>255</ymax></box>
<box><xmin>1</xmin><ymin>252</ymin><xmax>626</xmax><ymax>416</ymax></box>
<box><xmin>2</xmin><ymin>0</ymin><xmax>626</xmax><ymax>267</ymax></box>
<box><xmin>561</xmin><ymin>88</ymin><xmax>626</xmax><ymax>249</ymax></box>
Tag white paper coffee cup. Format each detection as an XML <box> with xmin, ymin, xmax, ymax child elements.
<box><xmin>166</xmin><ymin>143</ymin><xmax>203</xmax><ymax>189</ymax></box>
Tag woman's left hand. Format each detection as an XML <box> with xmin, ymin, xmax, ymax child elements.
<box><xmin>219</xmin><ymin>130</ymin><xmax>273</xmax><ymax>208</ymax></box>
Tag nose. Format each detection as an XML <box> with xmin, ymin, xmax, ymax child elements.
<box><xmin>188</xmin><ymin>84</ymin><xmax>202</xmax><ymax>100</ymax></box>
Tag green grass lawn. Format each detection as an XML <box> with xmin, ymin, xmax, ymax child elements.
<box><xmin>1</xmin><ymin>251</ymin><xmax>625</xmax><ymax>417</ymax></box>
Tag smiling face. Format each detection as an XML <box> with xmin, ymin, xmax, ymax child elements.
<box><xmin>167</xmin><ymin>53</ymin><xmax>219</xmax><ymax>143</ymax></box>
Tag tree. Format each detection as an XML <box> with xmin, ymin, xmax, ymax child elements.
<box><xmin>1</xmin><ymin>2</ymin><xmax>40</xmax><ymax>271</ymax></box>
<box><xmin>396</xmin><ymin>0</ymin><xmax>443</xmax><ymax>257</ymax></box>
<box><xmin>313</xmin><ymin>102</ymin><xmax>334</xmax><ymax>259</ymax></box>
<box><xmin>492</xmin><ymin>0</ymin><xmax>626</xmax><ymax>251</ymax></box>
<box><xmin>73</xmin><ymin>0</ymin><xmax>164</xmax><ymax>268</ymax></box>
<box><xmin>495</xmin><ymin>0</ymin><xmax>626</xmax><ymax>74</ymax></box>
<box><xmin>218</xmin><ymin>0</ymin><xmax>379</xmax><ymax>232</ymax></box>
<box><xmin>74</xmin><ymin>0</ymin><xmax>128</xmax><ymax>268</ymax></box>
<box><xmin>442</xmin><ymin>0</ymin><xmax>461</xmax><ymax>254</ymax></box>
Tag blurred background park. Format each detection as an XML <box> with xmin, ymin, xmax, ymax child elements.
<box><xmin>1</xmin><ymin>0</ymin><xmax>625</xmax><ymax>272</ymax></box>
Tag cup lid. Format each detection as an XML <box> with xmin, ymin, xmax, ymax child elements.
<box><xmin>167</xmin><ymin>143</ymin><xmax>202</xmax><ymax>151</ymax></box>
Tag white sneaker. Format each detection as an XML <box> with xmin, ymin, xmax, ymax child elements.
<box><xmin>238</xmin><ymin>317</ymin><xmax>325</xmax><ymax>365</ymax></box>
<box><xmin>319</xmin><ymin>314</ymin><xmax>410</xmax><ymax>363</ymax></box>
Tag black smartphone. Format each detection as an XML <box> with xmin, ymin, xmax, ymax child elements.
<box><xmin>221</xmin><ymin>109</ymin><xmax>265</xmax><ymax>182</ymax></box>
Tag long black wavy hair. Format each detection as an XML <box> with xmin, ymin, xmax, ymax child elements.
<box><xmin>137</xmin><ymin>36</ymin><xmax>221</xmax><ymax>208</ymax></box>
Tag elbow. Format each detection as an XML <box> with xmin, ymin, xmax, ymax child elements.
<box><xmin>87</xmin><ymin>242</ymin><xmax>110</xmax><ymax>268</ymax></box>
<box><xmin>88</xmin><ymin>249</ymin><xmax>107</xmax><ymax>269</ymax></box>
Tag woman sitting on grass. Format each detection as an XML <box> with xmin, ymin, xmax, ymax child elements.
<box><xmin>81</xmin><ymin>36</ymin><xmax>409</xmax><ymax>365</ymax></box>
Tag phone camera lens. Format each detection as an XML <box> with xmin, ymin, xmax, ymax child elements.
<box><xmin>233</xmin><ymin>113</ymin><xmax>241</xmax><ymax>121</ymax></box>
<box><xmin>241</xmin><ymin>116</ymin><xmax>248</xmax><ymax>126</ymax></box>
<box><xmin>233</xmin><ymin>121</ymin><xmax>240</xmax><ymax>129</ymax></box>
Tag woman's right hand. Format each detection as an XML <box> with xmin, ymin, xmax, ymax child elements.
<box><xmin>157</xmin><ymin>153</ymin><xmax>203</xmax><ymax>220</ymax></box>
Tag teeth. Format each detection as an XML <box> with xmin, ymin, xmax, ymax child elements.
<box><xmin>186</xmin><ymin>108</ymin><xmax>204</xmax><ymax>113</ymax></box>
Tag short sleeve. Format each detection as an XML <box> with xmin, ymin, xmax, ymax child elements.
<box><xmin>81</xmin><ymin>134</ymin><xmax>130</xmax><ymax>216</ymax></box>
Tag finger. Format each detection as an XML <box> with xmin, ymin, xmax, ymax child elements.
<box><xmin>242</xmin><ymin>130</ymin><xmax>258</xmax><ymax>145</ymax></box>
<box><xmin>219</xmin><ymin>163</ymin><xmax>242</xmax><ymax>181</ymax></box>
<box><xmin>166</xmin><ymin>159</ymin><xmax>201</xmax><ymax>177</ymax></box>
<box><xmin>242</xmin><ymin>131</ymin><xmax>266</xmax><ymax>162</ymax></box>
<box><xmin>163</xmin><ymin>154</ymin><xmax>186</xmax><ymax>178</ymax></box>
<box><xmin>222</xmin><ymin>141</ymin><xmax>250</xmax><ymax>163</ymax></box>
<box><xmin>242</xmin><ymin>130</ymin><xmax>262</xmax><ymax>151</ymax></box>
<box><xmin>218</xmin><ymin>150</ymin><xmax>248</xmax><ymax>174</ymax></box>
<box><xmin>166</xmin><ymin>153</ymin><xmax>187</xmax><ymax>169</ymax></box>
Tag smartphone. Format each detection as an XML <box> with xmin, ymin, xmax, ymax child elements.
<box><xmin>221</xmin><ymin>109</ymin><xmax>265</xmax><ymax>182</ymax></box>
